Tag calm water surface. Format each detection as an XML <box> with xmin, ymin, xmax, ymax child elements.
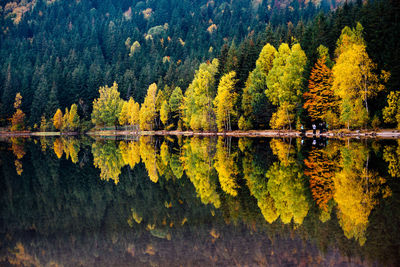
<box><xmin>1</xmin><ymin>136</ymin><xmax>400</xmax><ymax>266</ymax></box>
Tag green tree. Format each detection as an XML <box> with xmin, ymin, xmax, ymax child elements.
<box><xmin>181</xmin><ymin>59</ymin><xmax>219</xmax><ymax>131</ymax></box>
<box><xmin>160</xmin><ymin>100</ymin><xmax>170</xmax><ymax>128</ymax></box>
<box><xmin>168</xmin><ymin>86</ymin><xmax>183</xmax><ymax>129</ymax></box>
<box><xmin>240</xmin><ymin>43</ymin><xmax>277</xmax><ymax>130</ymax></box>
<box><xmin>266</xmin><ymin>43</ymin><xmax>307</xmax><ymax>130</ymax></box>
<box><xmin>91</xmin><ymin>81</ymin><xmax>124</xmax><ymax>127</ymax></box>
<box><xmin>68</xmin><ymin>104</ymin><xmax>80</xmax><ymax>131</ymax></box>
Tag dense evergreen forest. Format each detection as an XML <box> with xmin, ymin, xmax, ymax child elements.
<box><xmin>1</xmin><ymin>0</ymin><xmax>400</xmax><ymax>131</ymax></box>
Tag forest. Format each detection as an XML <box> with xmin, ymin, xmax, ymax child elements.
<box><xmin>1</xmin><ymin>0</ymin><xmax>400</xmax><ymax>132</ymax></box>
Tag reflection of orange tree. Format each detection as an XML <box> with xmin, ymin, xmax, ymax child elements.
<box><xmin>214</xmin><ymin>137</ymin><xmax>239</xmax><ymax>197</ymax></box>
<box><xmin>334</xmin><ymin>142</ymin><xmax>391</xmax><ymax>246</ymax></box>
<box><xmin>53</xmin><ymin>138</ymin><xmax>64</xmax><ymax>159</ymax></box>
<box><xmin>383</xmin><ymin>140</ymin><xmax>400</xmax><ymax>178</ymax></box>
<box><xmin>92</xmin><ymin>140</ymin><xmax>124</xmax><ymax>184</ymax></box>
<box><xmin>10</xmin><ymin>137</ymin><xmax>26</xmax><ymax>175</ymax></box>
<box><xmin>266</xmin><ymin>139</ymin><xmax>310</xmax><ymax>225</ymax></box>
<box><xmin>304</xmin><ymin>141</ymin><xmax>340</xmax><ymax>218</ymax></box>
<box><xmin>181</xmin><ymin>137</ymin><xmax>221</xmax><ymax>208</ymax></box>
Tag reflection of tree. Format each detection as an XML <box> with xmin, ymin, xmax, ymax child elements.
<box><xmin>53</xmin><ymin>138</ymin><xmax>64</xmax><ymax>159</ymax></box>
<box><xmin>334</xmin><ymin>142</ymin><xmax>391</xmax><ymax>246</ymax></box>
<box><xmin>266</xmin><ymin>139</ymin><xmax>310</xmax><ymax>225</ymax></box>
<box><xmin>182</xmin><ymin>137</ymin><xmax>221</xmax><ymax>208</ymax></box>
<box><xmin>119</xmin><ymin>141</ymin><xmax>140</xmax><ymax>169</ymax></box>
<box><xmin>92</xmin><ymin>140</ymin><xmax>124</xmax><ymax>184</ymax></box>
<box><xmin>140</xmin><ymin>136</ymin><xmax>159</xmax><ymax>183</ymax></box>
<box><xmin>62</xmin><ymin>138</ymin><xmax>80</xmax><ymax>164</ymax></box>
<box><xmin>239</xmin><ymin>138</ymin><xmax>278</xmax><ymax>223</ymax></box>
<box><xmin>214</xmin><ymin>137</ymin><xmax>239</xmax><ymax>196</ymax></box>
<box><xmin>383</xmin><ymin>140</ymin><xmax>400</xmax><ymax>178</ymax></box>
<box><xmin>10</xmin><ymin>137</ymin><xmax>26</xmax><ymax>175</ymax></box>
<box><xmin>304</xmin><ymin>142</ymin><xmax>340</xmax><ymax>216</ymax></box>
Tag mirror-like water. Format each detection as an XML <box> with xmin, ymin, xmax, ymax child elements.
<box><xmin>1</xmin><ymin>136</ymin><xmax>399</xmax><ymax>266</ymax></box>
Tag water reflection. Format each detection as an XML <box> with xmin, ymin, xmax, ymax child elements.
<box><xmin>1</xmin><ymin>136</ymin><xmax>400</xmax><ymax>266</ymax></box>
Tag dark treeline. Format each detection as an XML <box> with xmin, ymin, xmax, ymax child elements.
<box><xmin>1</xmin><ymin>0</ymin><xmax>399</xmax><ymax>131</ymax></box>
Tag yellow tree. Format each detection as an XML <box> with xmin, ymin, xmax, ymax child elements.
<box><xmin>383</xmin><ymin>91</ymin><xmax>400</xmax><ymax>129</ymax></box>
<box><xmin>119</xmin><ymin>100</ymin><xmax>129</xmax><ymax>126</ymax></box>
<box><xmin>139</xmin><ymin>83</ymin><xmax>157</xmax><ymax>130</ymax></box>
<box><xmin>91</xmin><ymin>81</ymin><xmax>124</xmax><ymax>127</ymax></box>
<box><xmin>214</xmin><ymin>71</ymin><xmax>237</xmax><ymax>131</ymax></box>
<box><xmin>53</xmin><ymin>109</ymin><xmax>63</xmax><ymax>130</ymax></box>
<box><xmin>332</xmin><ymin>23</ymin><xmax>389</xmax><ymax>128</ymax></box>
<box><xmin>10</xmin><ymin>93</ymin><xmax>25</xmax><ymax>131</ymax></box>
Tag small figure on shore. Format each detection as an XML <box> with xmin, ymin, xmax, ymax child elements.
<box><xmin>312</xmin><ymin>124</ymin><xmax>316</xmax><ymax>135</ymax></box>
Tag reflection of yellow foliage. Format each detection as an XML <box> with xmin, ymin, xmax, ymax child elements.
<box><xmin>140</xmin><ymin>136</ymin><xmax>159</xmax><ymax>183</ymax></box>
<box><xmin>270</xmin><ymin>138</ymin><xmax>295</xmax><ymax>166</ymax></box>
<box><xmin>119</xmin><ymin>141</ymin><xmax>140</xmax><ymax>169</ymax></box>
<box><xmin>53</xmin><ymin>138</ymin><xmax>64</xmax><ymax>159</ymax></box>
<box><xmin>62</xmin><ymin>138</ymin><xmax>80</xmax><ymax>164</ymax></box>
<box><xmin>383</xmin><ymin>140</ymin><xmax>400</xmax><ymax>178</ymax></box>
<box><xmin>334</xmin><ymin>143</ymin><xmax>391</xmax><ymax>246</ymax></box>
<box><xmin>267</xmin><ymin>161</ymin><xmax>310</xmax><ymax>225</ymax></box>
<box><xmin>10</xmin><ymin>138</ymin><xmax>25</xmax><ymax>159</ymax></box>
<box><xmin>214</xmin><ymin>137</ymin><xmax>239</xmax><ymax>196</ymax></box>
<box><xmin>15</xmin><ymin>160</ymin><xmax>23</xmax><ymax>176</ymax></box>
<box><xmin>92</xmin><ymin>141</ymin><xmax>124</xmax><ymax>184</ymax></box>
<box><xmin>8</xmin><ymin>242</ymin><xmax>39</xmax><ymax>266</ymax></box>
<box><xmin>182</xmin><ymin>137</ymin><xmax>221</xmax><ymax>208</ymax></box>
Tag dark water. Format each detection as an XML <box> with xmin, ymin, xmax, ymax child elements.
<box><xmin>1</xmin><ymin>136</ymin><xmax>400</xmax><ymax>266</ymax></box>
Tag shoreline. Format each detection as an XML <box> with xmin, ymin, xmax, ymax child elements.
<box><xmin>1</xmin><ymin>129</ymin><xmax>399</xmax><ymax>139</ymax></box>
<box><xmin>85</xmin><ymin>129</ymin><xmax>400</xmax><ymax>139</ymax></box>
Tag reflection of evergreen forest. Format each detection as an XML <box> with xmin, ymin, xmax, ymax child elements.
<box><xmin>1</xmin><ymin>136</ymin><xmax>400</xmax><ymax>266</ymax></box>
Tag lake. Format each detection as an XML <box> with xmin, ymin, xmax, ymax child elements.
<box><xmin>1</xmin><ymin>136</ymin><xmax>399</xmax><ymax>266</ymax></box>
